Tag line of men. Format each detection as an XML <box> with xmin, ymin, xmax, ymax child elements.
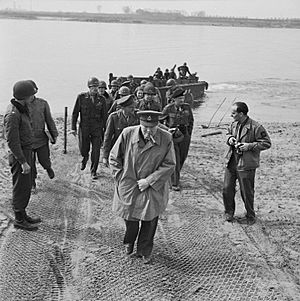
<box><xmin>4</xmin><ymin>78</ymin><xmax>271</xmax><ymax>264</ymax></box>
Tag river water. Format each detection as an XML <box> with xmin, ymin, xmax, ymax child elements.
<box><xmin>1</xmin><ymin>18</ymin><xmax>300</xmax><ymax>123</ymax></box>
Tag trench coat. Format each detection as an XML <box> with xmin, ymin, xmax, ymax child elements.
<box><xmin>109</xmin><ymin>125</ymin><xmax>176</xmax><ymax>221</ymax></box>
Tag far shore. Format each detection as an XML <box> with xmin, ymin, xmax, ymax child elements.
<box><xmin>1</xmin><ymin>10</ymin><xmax>300</xmax><ymax>29</ymax></box>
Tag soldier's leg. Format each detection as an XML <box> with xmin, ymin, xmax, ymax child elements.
<box><xmin>179</xmin><ymin>134</ymin><xmax>191</xmax><ymax>170</ymax></box>
<box><xmin>237</xmin><ymin>169</ymin><xmax>256</xmax><ymax>218</ymax></box>
<box><xmin>78</xmin><ymin>128</ymin><xmax>90</xmax><ymax>168</ymax></box>
<box><xmin>171</xmin><ymin>143</ymin><xmax>181</xmax><ymax>187</ymax></box>
<box><xmin>90</xmin><ymin>134</ymin><xmax>101</xmax><ymax>175</ymax></box>
<box><xmin>31</xmin><ymin>150</ymin><xmax>37</xmax><ymax>188</ymax></box>
<box><xmin>35</xmin><ymin>144</ymin><xmax>55</xmax><ymax>178</ymax></box>
<box><xmin>10</xmin><ymin>149</ymin><xmax>32</xmax><ymax>213</ymax></box>
<box><xmin>136</xmin><ymin>217</ymin><xmax>158</xmax><ymax>257</ymax></box>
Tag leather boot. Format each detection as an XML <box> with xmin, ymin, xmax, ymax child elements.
<box><xmin>14</xmin><ymin>211</ymin><xmax>38</xmax><ymax>231</ymax></box>
<box><xmin>24</xmin><ymin>211</ymin><xmax>42</xmax><ymax>224</ymax></box>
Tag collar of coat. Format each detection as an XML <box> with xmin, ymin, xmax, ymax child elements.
<box><xmin>130</xmin><ymin>126</ymin><xmax>162</xmax><ymax>147</ymax></box>
<box><xmin>232</xmin><ymin>117</ymin><xmax>252</xmax><ymax>139</ymax></box>
<box><xmin>11</xmin><ymin>99</ymin><xmax>29</xmax><ymax>115</ymax></box>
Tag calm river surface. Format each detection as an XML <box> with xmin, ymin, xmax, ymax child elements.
<box><xmin>1</xmin><ymin>18</ymin><xmax>299</xmax><ymax>123</ymax></box>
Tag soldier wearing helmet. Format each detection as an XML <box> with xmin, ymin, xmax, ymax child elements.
<box><xmin>166</xmin><ymin>78</ymin><xmax>177</xmax><ymax>104</ymax></box>
<box><xmin>109</xmin><ymin>79</ymin><xmax>120</xmax><ymax>100</ymax></box>
<box><xmin>4</xmin><ymin>80</ymin><xmax>42</xmax><ymax>231</ymax></box>
<box><xmin>108</xmin><ymin>85</ymin><xmax>131</xmax><ymax>115</ymax></box>
<box><xmin>137</xmin><ymin>83</ymin><xmax>162</xmax><ymax>112</ymax></box>
<box><xmin>178</xmin><ymin>62</ymin><xmax>192</xmax><ymax>79</ymax></box>
<box><xmin>97</xmin><ymin>80</ymin><xmax>113</xmax><ymax>112</ymax></box>
<box><xmin>26</xmin><ymin>80</ymin><xmax>58</xmax><ymax>192</ymax></box>
<box><xmin>71</xmin><ymin>77</ymin><xmax>108</xmax><ymax>179</ymax></box>
<box><xmin>161</xmin><ymin>88</ymin><xmax>194</xmax><ymax>191</ymax></box>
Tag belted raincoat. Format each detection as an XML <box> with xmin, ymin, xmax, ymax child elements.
<box><xmin>109</xmin><ymin>125</ymin><xmax>176</xmax><ymax>221</ymax></box>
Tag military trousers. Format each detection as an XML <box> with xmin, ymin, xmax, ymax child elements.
<box><xmin>31</xmin><ymin>143</ymin><xmax>51</xmax><ymax>184</ymax></box>
<box><xmin>223</xmin><ymin>155</ymin><xmax>256</xmax><ymax>218</ymax></box>
<box><xmin>124</xmin><ymin>217</ymin><xmax>159</xmax><ymax>257</ymax></box>
<box><xmin>78</xmin><ymin>127</ymin><xmax>102</xmax><ymax>174</ymax></box>
<box><xmin>172</xmin><ymin>134</ymin><xmax>191</xmax><ymax>186</ymax></box>
<box><xmin>9</xmin><ymin>148</ymin><xmax>32</xmax><ymax>213</ymax></box>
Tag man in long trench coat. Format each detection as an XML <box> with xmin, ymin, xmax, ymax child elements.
<box><xmin>109</xmin><ymin>110</ymin><xmax>176</xmax><ymax>264</ymax></box>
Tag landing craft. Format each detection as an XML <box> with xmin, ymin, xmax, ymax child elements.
<box><xmin>109</xmin><ymin>73</ymin><xmax>208</xmax><ymax>108</ymax></box>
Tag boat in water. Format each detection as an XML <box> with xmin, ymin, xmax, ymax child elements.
<box><xmin>108</xmin><ymin>73</ymin><xmax>208</xmax><ymax>108</ymax></box>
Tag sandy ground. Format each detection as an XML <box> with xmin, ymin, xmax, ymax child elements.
<box><xmin>0</xmin><ymin>115</ymin><xmax>299</xmax><ymax>299</ymax></box>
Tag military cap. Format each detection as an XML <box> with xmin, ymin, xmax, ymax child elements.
<box><xmin>137</xmin><ymin>110</ymin><xmax>162</xmax><ymax>127</ymax></box>
<box><xmin>117</xmin><ymin>94</ymin><xmax>135</xmax><ymax>107</ymax></box>
<box><xmin>171</xmin><ymin>88</ymin><xmax>185</xmax><ymax>99</ymax></box>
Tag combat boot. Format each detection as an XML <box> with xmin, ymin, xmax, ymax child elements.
<box><xmin>14</xmin><ymin>211</ymin><xmax>38</xmax><ymax>231</ymax></box>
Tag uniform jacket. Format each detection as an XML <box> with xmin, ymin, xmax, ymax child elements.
<box><xmin>102</xmin><ymin>109</ymin><xmax>139</xmax><ymax>159</ymax></box>
<box><xmin>137</xmin><ymin>99</ymin><xmax>162</xmax><ymax>112</ymax></box>
<box><xmin>225</xmin><ymin>117</ymin><xmax>271</xmax><ymax>171</ymax></box>
<box><xmin>28</xmin><ymin>96</ymin><xmax>58</xmax><ymax>149</ymax></box>
<box><xmin>72</xmin><ymin>92</ymin><xmax>107</xmax><ymax>136</ymax></box>
<box><xmin>109</xmin><ymin>125</ymin><xmax>176</xmax><ymax>221</ymax></box>
<box><xmin>4</xmin><ymin>100</ymin><xmax>33</xmax><ymax>164</ymax></box>
<box><xmin>161</xmin><ymin>102</ymin><xmax>194</xmax><ymax>136</ymax></box>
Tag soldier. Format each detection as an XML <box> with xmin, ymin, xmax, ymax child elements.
<box><xmin>178</xmin><ymin>62</ymin><xmax>192</xmax><ymax>79</ymax></box>
<box><xmin>102</xmin><ymin>94</ymin><xmax>139</xmax><ymax>167</ymax></box>
<box><xmin>98</xmin><ymin>80</ymin><xmax>113</xmax><ymax>112</ymax></box>
<box><xmin>108</xmin><ymin>79</ymin><xmax>120</xmax><ymax>100</ymax></box>
<box><xmin>108</xmin><ymin>86</ymin><xmax>131</xmax><ymax>115</ymax></box>
<box><xmin>161</xmin><ymin>88</ymin><xmax>194</xmax><ymax>191</ymax></box>
<box><xmin>109</xmin><ymin>110</ymin><xmax>176</xmax><ymax>264</ymax></box>
<box><xmin>71</xmin><ymin>77</ymin><xmax>107</xmax><ymax>179</ymax></box>
<box><xmin>127</xmin><ymin>74</ymin><xmax>139</xmax><ymax>94</ymax></box>
<box><xmin>4</xmin><ymin>80</ymin><xmax>41</xmax><ymax>231</ymax></box>
<box><xmin>165</xmin><ymin>79</ymin><xmax>177</xmax><ymax>104</ymax></box>
<box><xmin>27</xmin><ymin>80</ymin><xmax>58</xmax><ymax>192</ymax></box>
<box><xmin>137</xmin><ymin>83</ymin><xmax>162</xmax><ymax>111</ymax></box>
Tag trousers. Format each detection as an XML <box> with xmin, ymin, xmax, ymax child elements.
<box><xmin>78</xmin><ymin>127</ymin><xmax>102</xmax><ymax>174</ymax></box>
<box><xmin>124</xmin><ymin>217</ymin><xmax>159</xmax><ymax>256</ymax></box>
<box><xmin>10</xmin><ymin>148</ymin><xmax>32</xmax><ymax>212</ymax></box>
<box><xmin>31</xmin><ymin>143</ymin><xmax>51</xmax><ymax>184</ymax></box>
<box><xmin>223</xmin><ymin>155</ymin><xmax>256</xmax><ymax>218</ymax></box>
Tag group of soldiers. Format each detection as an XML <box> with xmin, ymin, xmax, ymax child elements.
<box><xmin>153</xmin><ymin>62</ymin><xmax>194</xmax><ymax>81</ymax></box>
<box><xmin>71</xmin><ymin>76</ymin><xmax>194</xmax><ymax>192</ymax></box>
<box><xmin>4</xmin><ymin>76</ymin><xmax>271</xmax><ymax>264</ymax></box>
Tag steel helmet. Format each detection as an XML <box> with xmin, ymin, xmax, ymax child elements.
<box><xmin>166</xmin><ymin>79</ymin><xmax>176</xmax><ymax>87</ymax></box>
<box><xmin>13</xmin><ymin>80</ymin><xmax>37</xmax><ymax>100</ymax></box>
<box><xmin>143</xmin><ymin>84</ymin><xmax>156</xmax><ymax>95</ymax></box>
<box><xmin>87</xmin><ymin>77</ymin><xmax>100</xmax><ymax>87</ymax></box>
<box><xmin>111</xmin><ymin>80</ymin><xmax>119</xmax><ymax>87</ymax></box>
<box><xmin>118</xmin><ymin>86</ymin><xmax>130</xmax><ymax>96</ymax></box>
<box><xmin>98</xmin><ymin>80</ymin><xmax>107</xmax><ymax>89</ymax></box>
<box><xmin>140</xmin><ymin>79</ymin><xmax>148</xmax><ymax>85</ymax></box>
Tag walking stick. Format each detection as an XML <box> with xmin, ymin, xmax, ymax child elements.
<box><xmin>202</xmin><ymin>97</ymin><xmax>226</xmax><ymax>129</ymax></box>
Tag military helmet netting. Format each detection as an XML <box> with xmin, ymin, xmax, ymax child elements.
<box><xmin>13</xmin><ymin>80</ymin><xmax>37</xmax><ymax>100</ymax></box>
<box><xmin>118</xmin><ymin>86</ymin><xmax>130</xmax><ymax>96</ymax></box>
<box><xmin>98</xmin><ymin>81</ymin><xmax>107</xmax><ymax>89</ymax></box>
<box><xmin>143</xmin><ymin>84</ymin><xmax>156</xmax><ymax>95</ymax></box>
<box><xmin>87</xmin><ymin>77</ymin><xmax>100</xmax><ymax>87</ymax></box>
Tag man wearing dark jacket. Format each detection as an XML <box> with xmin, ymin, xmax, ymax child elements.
<box><xmin>4</xmin><ymin>80</ymin><xmax>42</xmax><ymax>231</ymax></box>
<box><xmin>27</xmin><ymin>80</ymin><xmax>58</xmax><ymax>191</ymax></box>
<box><xmin>71</xmin><ymin>77</ymin><xmax>107</xmax><ymax>179</ymax></box>
<box><xmin>223</xmin><ymin>102</ymin><xmax>271</xmax><ymax>225</ymax></box>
